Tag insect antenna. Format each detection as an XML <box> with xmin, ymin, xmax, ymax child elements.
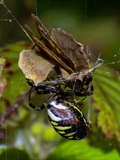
<box><xmin>88</xmin><ymin>52</ymin><xmax>104</xmax><ymax>73</ymax></box>
<box><xmin>87</xmin><ymin>46</ymin><xmax>120</xmax><ymax>67</ymax></box>
<box><xmin>86</xmin><ymin>46</ymin><xmax>98</xmax><ymax>62</ymax></box>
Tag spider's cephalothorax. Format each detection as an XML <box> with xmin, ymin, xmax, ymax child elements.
<box><xmin>26</xmin><ymin>70</ymin><xmax>94</xmax><ymax>103</ymax></box>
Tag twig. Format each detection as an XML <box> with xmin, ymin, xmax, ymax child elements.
<box><xmin>0</xmin><ymin>89</ymin><xmax>30</xmax><ymax>126</ymax></box>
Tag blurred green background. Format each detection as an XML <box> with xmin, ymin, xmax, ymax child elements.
<box><xmin>1</xmin><ymin>0</ymin><xmax>120</xmax><ymax>69</ymax></box>
<box><xmin>0</xmin><ymin>0</ymin><xmax>120</xmax><ymax>160</ymax></box>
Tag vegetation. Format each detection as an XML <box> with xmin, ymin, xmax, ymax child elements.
<box><xmin>0</xmin><ymin>0</ymin><xmax>120</xmax><ymax>159</ymax></box>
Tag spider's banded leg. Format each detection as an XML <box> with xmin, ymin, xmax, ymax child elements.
<box><xmin>72</xmin><ymin>75</ymin><xmax>78</xmax><ymax>92</ymax></box>
<box><xmin>28</xmin><ymin>87</ymin><xmax>35</xmax><ymax>108</ymax></box>
<box><xmin>36</xmin><ymin>104</ymin><xmax>45</xmax><ymax>111</ymax></box>
<box><xmin>76</xmin><ymin>85</ymin><xmax>94</xmax><ymax>102</ymax></box>
<box><xmin>35</xmin><ymin>84</ymin><xmax>61</xmax><ymax>95</ymax></box>
<box><xmin>34</xmin><ymin>84</ymin><xmax>54</xmax><ymax>95</ymax></box>
<box><xmin>28</xmin><ymin>87</ymin><xmax>45</xmax><ymax>111</ymax></box>
<box><xmin>35</xmin><ymin>89</ymin><xmax>50</xmax><ymax>95</ymax></box>
<box><xmin>75</xmin><ymin>84</ymin><xmax>94</xmax><ymax>96</ymax></box>
<box><xmin>85</xmin><ymin>85</ymin><xmax>94</xmax><ymax>96</ymax></box>
<box><xmin>26</xmin><ymin>78</ymin><xmax>35</xmax><ymax>87</ymax></box>
<box><xmin>90</xmin><ymin>85</ymin><xmax>94</xmax><ymax>95</ymax></box>
<box><xmin>29</xmin><ymin>102</ymin><xmax>45</xmax><ymax>111</ymax></box>
<box><xmin>35</xmin><ymin>93</ymin><xmax>57</xmax><ymax>111</ymax></box>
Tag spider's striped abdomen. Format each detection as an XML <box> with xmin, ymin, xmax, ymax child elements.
<box><xmin>47</xmin><ymin>100</ymin><xmax>90</xmax><ymax>140</ymax></box>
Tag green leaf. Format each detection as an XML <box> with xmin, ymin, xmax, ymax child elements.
<box><xmin>93</xmin><ymin>66</ymin><xmax>120</xmax><ymax>142</ymax></box>
<box><xmin>0</xmin><ymin>42</ymin><xmax>31</xmax><ymax>107</ymax></box>
<box><xmin>0</xmin><ymin>148</ymin><xmax>30</xmax><ymax>160</ymax></box>
<box><xmin>0</xmin><ymin>55</ymin><xmax>7</xmax><ymax>98</ymax></box>
<box><xmin>46</xmin><ymin>140</ymin><xmax>119</xmax><ymax>160</ymax></box>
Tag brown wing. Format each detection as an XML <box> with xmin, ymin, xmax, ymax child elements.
<box><xmin>31</xmin><ymin>14</ymin><xmax>75</xmax><ymax>72</ymax></box>
<box><xmin>23</xmin><ymin>14</ymin><xmax>90</xmax><ymax>83</ymax></box>
<box><xmin>51</xmin><ymin>28</ymin><xmax>90</xmax><ymax>72</ymax></box>
<box><xmin>24</xmin><ymin>24</ymin><xmax>74</xmax><ymax>74</ymax></box>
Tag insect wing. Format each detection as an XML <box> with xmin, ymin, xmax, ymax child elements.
<box><xmin>18</xmin><ymin>49</ymin><xmax>56</xmax><ymax>85</ymax></box>
<box><xmin>51</xmin><ymin>28</ymin><xmax>90</xmax><ymax>72</ymax></box>
<box><xmin>31</xmin><ymin>14</ymin><xmax>75</xmax><ymax>72</ymax></box>
<box><xmin>24</xmin><ymin>24</ymin><xmax>73</xmax><ymax>74</ymax></box>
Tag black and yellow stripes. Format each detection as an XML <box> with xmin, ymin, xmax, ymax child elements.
<box><xmin>47</xmin><ymin>99</ymin><xmax>90</xmax><ymax>140</ymax></box>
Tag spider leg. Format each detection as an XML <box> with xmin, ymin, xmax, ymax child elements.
<box><xmin>28</xmin><ymin>86</ymin><xmax>46</xmax><ymax>111</ymax></box>
<box><xmin>35</xmin><ymin>88</ymin><xmax>50</xmax><ymax>94</ymax></box>
<box><xmin>29</xmin><ymin>102</ymin><xmax>45</xmax><ymax>111</ymax></box>
<box><xmin>28</xmin><ymin>84</ymin><xmax>58</xmax><ymax>111</ymax></box>
<box><xmin>76</xmin><ymin>84</ymin><xmax>94</xmax><ymax>102</ymax></box>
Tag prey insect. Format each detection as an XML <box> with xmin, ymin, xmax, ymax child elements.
<box><xmin>19</xmin><ymin>13</ymin><xmax>103</xmax><ymax>100</ymax></box>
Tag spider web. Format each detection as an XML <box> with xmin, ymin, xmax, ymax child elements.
<box><xmin>0</xmin><ymin>0</ymin><xmax>120</xmax><ymax>159</ymax></box>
